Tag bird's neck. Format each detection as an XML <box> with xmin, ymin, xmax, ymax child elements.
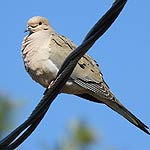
<box><xmin>22</xmin><ymin>30</ymin><xmax>52</xmax><ymax>56</ymax></box>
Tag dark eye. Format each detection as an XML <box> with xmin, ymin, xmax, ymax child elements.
<box><xmin>39</xmin><ymin>22</ymin><xmax>42</xmax><ymax>25</ymax></box>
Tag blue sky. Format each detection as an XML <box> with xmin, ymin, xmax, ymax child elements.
<box><xmin>0</xmin><ymin>0</ymin><xmax>150</xmax><ymax>149</ymax></box>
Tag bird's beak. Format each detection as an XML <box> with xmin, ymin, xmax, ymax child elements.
<box><xmin>24</xmin><ymin>26</ymin><xmax>31</xmax><ymax>33</ymax></box>
<box><xmin>24</xmin><ymin>28</ymin><xmax>29</xmax><ymax>32</ymax></box>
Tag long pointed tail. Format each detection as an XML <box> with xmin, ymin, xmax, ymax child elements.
<box><xmin>105</xmin><ymin>97</ymin><xmax>149</xmax><ymax>135</ymax></box>
<box><xmin>74</xmin><ymin>78</ymin><xmax>149</xmax><ymax>134</ymax></box>
<box><xmin>77</xmin><ymin>92</ymin><xmax>149</xmax><ymax>134</ymax></box>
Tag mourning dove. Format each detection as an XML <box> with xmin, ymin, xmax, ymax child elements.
<box><xmin>22</xmin><ymin>16</ymin><xmax>149</xmax><ymax>134</ymax></box>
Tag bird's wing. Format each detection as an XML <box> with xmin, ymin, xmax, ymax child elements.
<box><xmin>49</xmin><ymin>33</ymin><xmax>149</xmax><ymax>134</ymax></box>
<box><xmin>49</xmin><ymin>33</ymin><xmax>104</xmax><ymax>82</ymax></box>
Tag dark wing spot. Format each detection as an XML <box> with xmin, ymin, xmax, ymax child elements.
<box><xmin>93</xmin><ymin>59</ymin><xmax>99</xmax><ymax>67</ymax></box>
<box><xmin>83</xmin><ymin>56</ymin><xmax>95</xmax><ymax>67</ymax></box>
<box><xmin>58</xmin><ymin>35</ymin><xmax>74</xmax><ymax>50</ymax></box>
<box><xmin>91</xmin><ymin>69</ymin><xmax>94</xmax><ymax>72</ymax></box>
<box><xmin>52</xmin><ymin>39</ymin><xmax>63</xmax><ymax>47</ymax></box>
<box><xmin>95</xmin><ymin>62</ymin><xmax>99</xmax><ymax>67</ymax></box>
<box><xmin>78</xmin><ymin>63</ymin><xmax>86</xmax><ymax>69</ymax></box>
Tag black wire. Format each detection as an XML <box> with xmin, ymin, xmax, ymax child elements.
<box><xmin>57</xmin><ymin>0</ymin><xmax>127</xmax><ymax>76</ymax></box>
<box><xmin>83</xmin><ymin>0</ymin><xmax>127</xmax><ymax>42</ymax></box>
<box><xmin>6</xmin><ymin>114</ymin><xmax>44</xmax><ymax>150</ymax></box>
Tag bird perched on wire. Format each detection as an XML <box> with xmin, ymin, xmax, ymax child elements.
<box><xmin>22</xmin><ymin>16</ymin><xmax>149</xmax><ymax>134</ymax></box>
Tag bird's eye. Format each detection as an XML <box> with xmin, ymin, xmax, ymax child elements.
<box><xmin>39</xmin><ymin>22</ymin><xmax>42</xmax><ymax>25</ymax></box>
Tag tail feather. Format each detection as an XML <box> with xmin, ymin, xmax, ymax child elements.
<box><xmin>76</xmin><ymin>93</ymin><xmax>150</xmax><ymax>135</ymax></box>
<box><xmin>105</xmin><ymin>98</ymin><xmax>150</xmax><ymax>135</ymax></box>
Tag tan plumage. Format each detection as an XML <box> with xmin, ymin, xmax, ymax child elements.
<box><xmin>22</xmin><ymin>16</ymin><xmax>149</xmax><ymax>134</ymax></box>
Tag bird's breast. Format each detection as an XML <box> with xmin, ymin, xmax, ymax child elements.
<box><xmin>22</xmin><ymin>33</ymin><xmax>59</xmax><ymax>88</ymax></box>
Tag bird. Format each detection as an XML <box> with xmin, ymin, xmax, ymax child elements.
<box><xmin>22</xmin><ymin>16</ymin><xmax>149</xmax><ymax>134</ymax></box>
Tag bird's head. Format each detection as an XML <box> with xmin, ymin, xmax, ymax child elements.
<box><xmin>25</xmin><ymin>16</ymin><xmax>53</xmax><ymax>34</ymax></box>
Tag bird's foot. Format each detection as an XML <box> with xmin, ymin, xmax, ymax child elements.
<box><xmin>43</xmin><ymin>80</ymin><xmax>55</xmax><ymax>95</ymax></box>
<box><xmin>48</xmin><ymin>80</ymin><xmax>55</xmax><ymax>89</ymax></box>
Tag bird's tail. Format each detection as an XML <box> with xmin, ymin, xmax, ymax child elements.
<box><xmin>77</xmin><ymin>92</ymin><xmax>149</xmax><ymax>134</ymax></box>
<box><xmin>75</xmin><ymin>79</ymin><xmax>149</xmax><ymax>134</ymax></box>
<box><xmin>104</xmin><ymin>97</ymin><xmax>149</xmax><ymax>135</ymax></box>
